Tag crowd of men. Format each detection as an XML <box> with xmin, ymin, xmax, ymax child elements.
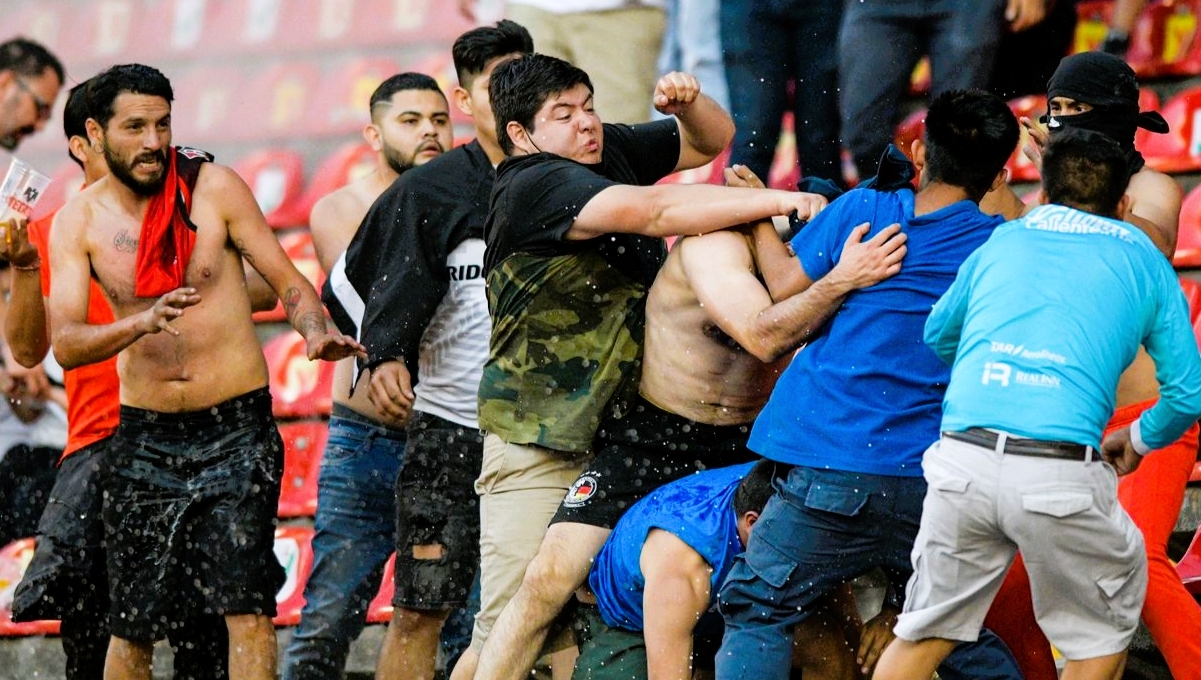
<box><xmin>0</xmin><ymin>15</ymin><xmax>1200</xmax><ymax>680</ymax></box>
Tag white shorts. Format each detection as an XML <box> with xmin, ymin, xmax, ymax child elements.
<box><xmin>894</xmin><ymin>434</ymin><xmax>1147</xmax><ymax>660</ymax></box>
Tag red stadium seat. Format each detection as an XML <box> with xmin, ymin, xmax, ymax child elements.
<box><xmin>366</xmin><ymin>553</ymin><xmax>397</xmax><ymax>624</ymax></box>
<box><xmin>272</xmin><ymin>526</ymin><xmax>316</xmax><ymax>627</ymax></box>
<box><xmin>1135</xmin><ymin>84</ymin><xmax>1201</xmax><ymax>173</ymax></box>
<box><xmin>308</xmin><ymin>57</ymin><xmax>403</xmax><ymax>137</ymax></box>
<box><xmin>263</xmin><ymin>328</ymin><xmax>336</xmax><ymax>419</ymax></box>
<box><xmin>233</xmin><ymin>149</ymin><xmax>309</xmax><ymax>229</ymax></box>
<box><xmin>300</xmin><ymin>142</ymin><xmax>377</xmax><ymax>220</ymax></box>
<box><xmin>239</xmin><ymin>61</ymin><xmax>323</xmax><ymax>141</ymax></box>
<box><xmin>6</xmin><ymin>3</ymin><xmax>70</xmax><ymax>64</ymax></box>
<box><xmin>58</xmin><ymin>0</ymin><xmax>137</xmax><ymax>64</ymax></box>
<box><xmin>254</xmin><ymin>229</ymin><xmax>325</xmax><ymax>322</ymax></box>
<box><xmin>1178</xmin><ymin>526</ymin><xmax>1201</xmax><ymax>595</ymax></box>
<box><xmin>277</xmin><ymin>420</ymin><xmax>328</xmax><ymax>519</ymax></box>
<box><xmin>1177</xmin><ymin>186</ymin><xmax>1201</xmax><ymax>267</ymax></box>
<box><xmin>767</xmin><ymin>113</ymin><xmax>803</xmax><ymax>190</ymax></box>
<box><xmin>170</xmin><ymin>65</ymin><xmax>248</xmax><ymax>145</ymax></box>
<box><xmin>0</xmin><ymin>538</ymin><xmax>61</xmax><ymax>636</ymax></box>
<box><xmin>353</xmin><ymin>0</ymin><xmax>475</xmax><ymax>47</ymax></box>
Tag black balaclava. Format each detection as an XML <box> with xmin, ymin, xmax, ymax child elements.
<box><xmin>1043</xmin><ymin>52</ymin><xmax>1168</xmax><ymax>175</ymax></box>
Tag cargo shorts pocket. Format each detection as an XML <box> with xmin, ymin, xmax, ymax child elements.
<box><xmin>1020</xmin><ymin>485</ymin><xmax>1093</xmax><ymax>518</ymax></box>
<box><xmin>1097</xmin><ymin>564</ymin><xmax>1145</xmax><ymax>630</ymax></box>
<box><xmin>803</xmin><ymin>483</ymin><xmax>869</xmax><ymax>517</ymax></box>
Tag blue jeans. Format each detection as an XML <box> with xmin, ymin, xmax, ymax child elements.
<box><xmin>657</xmin><ymin>0</ymin><xmax>729</xmax><ymax>116</ymax></box>
<box><xmin>838</xmin><ymin>0</ymin><xmax>1007</xmax><ymax>178</ymax></box>
<box><xmin>281</xmin><ymin>411</ymin><xmax>406</xmax><ymax>680</ymax></box>
<box><xmin>715</xmin><ymin>466</ymin><xmax>1021</xmax><ymax>680</ymax></box>
<box><xmin>721</xmin><ymin>0</ymin><xmax>843</xmax><ymax>185</ymax></box>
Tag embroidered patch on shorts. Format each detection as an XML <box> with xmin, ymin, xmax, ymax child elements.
<box><xmin>562</xmin><ymin>474</ymin><xmax>600</xmax><ymax>508</ymax></box>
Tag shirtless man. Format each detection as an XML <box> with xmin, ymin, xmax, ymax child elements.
<box><xmin>47</xmin><ymin>64</ymin><xmax>363</xmax><ymax>680</ymax></box>
<box><xmin>283</xmin><ymin>71</ymin><xmax>452</xmax><ymax>680</ymax></box>
<box><xmin>983</xmin><ymin>50</ymin><xmax>1201</xmax><ymax>680</ymax></box>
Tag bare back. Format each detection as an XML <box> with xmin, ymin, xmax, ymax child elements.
<box><xmin>308</xmin><ymin>171</ymin><xmax>404</xmax><ymax>427</ymax></box>
<box><xmin>641</xmin><ymin>232</ymin><xmax>788</xmax><ymax>425</ymax></box>
<box><xmin>57</xmin><ymin>166</ymin><xmax>269</xmax><ymax>412</ymax></box>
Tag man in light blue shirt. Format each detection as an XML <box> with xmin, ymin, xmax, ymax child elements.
<box><xmin>875</xmin><ymin>128</ymin><xmax>1201</xmax><ymax>680</ymax></box>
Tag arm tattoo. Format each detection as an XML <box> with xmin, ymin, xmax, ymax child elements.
<box><xmin>298</xmin><ymin>312</ymin><xmax>326</xmax><ymax>338</ymax></box>
<box><xmin>283</xmin><ymin>288</ymin><xmax>327</xmax><ymax>338</ymax></box>
<box><xmin>282</xmin><ymin>287</ymin><xmax>302</xmax><ymax>322</ymax></box>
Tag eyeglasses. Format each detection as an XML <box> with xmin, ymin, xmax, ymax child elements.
<box><xmin>14</xmin><ymin>77</ymin><xmax>52</xmax><ymax>121</ymax></box>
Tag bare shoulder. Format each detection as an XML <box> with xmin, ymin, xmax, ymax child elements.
<box><xmin>1129</xmin><ymin>167</ymin><xmax>1183</xmax><ymax>212</ymax></box>
<box><xmin>1127</xmin><ymin>167</ymin><xmax>1182</xmax><ymax>253</ymax></box>
<box><xmin>193</xmin><ymin>162</ymin><xmax>253</xmax><ymax>202</ymax></box>
<box><xmin>49</xmin><ymin>181</ymin><xmax>104</xmax><ymax>241</ymax></box>
<box><xmin>677</xmin><ymin>228</ymin><xmax>754</xmax><ymax>269</ymax></box>
<box><xmin>309</xmin><ymin>183</ymin><xmax>370</xmax><ymax>237</ymax></box>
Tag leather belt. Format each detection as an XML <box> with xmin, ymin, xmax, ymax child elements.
<box><xmin>944</xmin><ymin>427</ymin><xmax>1093</xmax><ymax>462</ymax></box>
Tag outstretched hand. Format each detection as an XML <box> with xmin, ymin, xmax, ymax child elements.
<box><xmin>305</xmin><ymin>330</ymin><xmax>367</xmax><ymax>362</ymax></box>
<box><xmin>653</xmin><ymin>71</ymin><xmax>702</xmax><ymax>116</ymax></box>
<box><xmin>139</xmin><ymin>287</ymin><xmax>202</xmax><ymax>336</ymax></box>
<box><xmin>1100</xmin><ymin>426</ymin><xmax>1144</xmax><ymax>476</ymax></box>
<box><xmin>829</xmin><ymin>223</ymin><xmax>907</xmax><ymax>290</ymax></box>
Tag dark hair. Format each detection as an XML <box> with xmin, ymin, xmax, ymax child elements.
<box><xmin>85</xmin><ymin>64</ymin><xmax>173</xmax><ymax>129</ymax></box>
<box><xmin>733</xmin><ymin>460</ymin><xmax>776</xmax><ymax>517</ymax></box>
<box><xmin>0</xmin><ymin>38</ymin><xmax>64</xmax><ymax>84</ymax></box>
<box><xmin>63</xmin><ymin>80</ymin><xmax>91</xmax><ymax>168</ymax></box>
<box><xmin>1041</xmin><ymin>127</ymin><xmax>1130</xmax><ymax>217</ymax></box>
<box><xmin>923</xmin><ymin>90</ymin><xmax>1019</xmax><ymax>201</ymax></box>
<box><xmin>489</xmin><ymin>53</ymin><xmax>593</xmax><ymax>156</ymax></box>
<box><xmin>452</xmin><ymin>20</ymin><xmax>534</xmax><ymax>88</ymax></box>
<box><xmin>369</xmin><ymin>72</ymin><xmax>445</xmax><ymax>121</ymax></box>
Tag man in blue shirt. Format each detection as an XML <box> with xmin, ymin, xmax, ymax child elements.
<box><xmin>715</xmin><ymin>90</ymin><xmax>1021</xmax><ymax>680</ymax></box>
<box><xmin>581</xmin><ymin>461</ymin><xmax>888</xmax><ymax>680</ymax></box>
<box><xmin>873</xmin><ymin>129</ymin><xmax>1201</xmax><ymax>680</ymax></box>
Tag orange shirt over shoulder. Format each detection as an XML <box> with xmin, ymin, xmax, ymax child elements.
<box><xmin>28</xmin><ymin>211</ymin><xmax>119</xmax><ymax>459</ymax></box>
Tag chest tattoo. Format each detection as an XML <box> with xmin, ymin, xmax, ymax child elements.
<box><xmin>113</xmin><ymin>229</ymin><xmax>139</xmax><ymax>253</ymax></box>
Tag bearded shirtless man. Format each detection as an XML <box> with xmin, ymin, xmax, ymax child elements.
<box><xmin>47</xmin><ymin>64</ymin><xmax>363</xmax><ymax>680</ymax></box>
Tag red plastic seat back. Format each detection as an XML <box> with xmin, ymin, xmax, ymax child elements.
<box><xmin>1176</xmin><ymin>189</ymin><xmax>1201</xmax><ymax>267</ymax></box>
<box><xmin>233</xmin><ymin>149</ymin><xmax>308</xmax><ymax>229</ymax></box>
<box><xmin>0</xmin><ymin>538</ymin><xmax>61</xmax><ymax>636</ymax></box>
<box><xmin>276</xmin><ymin>420</ymin><xmax>328</xmax><ymax>519</ymax></box>
<box><xmin>301</xmin><ymin>142</ymin><xmax>378</xmax><ymax>220</ymax></box>
<box><xmin>272</xmin><ymin>526</ymin><xmax>316</xmax><ymax>627</ymax></box>
<box><xmin>263</xmin><ymin>328</ymin><xmax>336</xmax><ymax>419</ymax></box>
<box><xmin>366</xmin><ymin>552</ymin><xmax>397</xmax><ymax>624</ymax></box>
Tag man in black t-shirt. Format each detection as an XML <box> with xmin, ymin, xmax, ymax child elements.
<box><xmin>466</xmin><ymin>53</ymin><xmax>829</xmax><ymax>680</ymax></box>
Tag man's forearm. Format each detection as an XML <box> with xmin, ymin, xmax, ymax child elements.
<box><xmin>675</xmin><ymin>94</ymin><xmax>735</xmax><ymax>163</ymax></box>
<box><xmin>281</xmin><ymin>284</ymin><xmax>329</xmax><ymax>340</ymax></box>
<box><xmin>747</xmin><ymin>274</ymin><xmax>852</xmax><ymax>361</ymax></box>
<box><xmin>53</xmin><ymin>316</ymin><xmax>147</xmax><ymax>370</ymax></box>
<box><xmin>4</xmin><ymin>272</ymin><xmax>50</xmax><ymax>367</ymax></box>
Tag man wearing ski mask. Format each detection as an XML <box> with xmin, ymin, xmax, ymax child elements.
<box><xmin>984</xmin><ymin>51</ymin><xmax>1201</xmax><ymax>680</ymax></box>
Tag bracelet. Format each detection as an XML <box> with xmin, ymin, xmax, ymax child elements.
<box><xmin>11</xmin><ymin>260</ymin><xmax>41</xmax><ymax>271</ymax></box>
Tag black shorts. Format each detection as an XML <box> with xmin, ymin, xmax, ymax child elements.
<box><xmin>12</xmin><ymin>438</ymin><xmax>109</xmax><ymax>623</ymax></box>
<box><xmin>393</xmin><ymin>410</ymin><xmax>483</xmax><ymax>610</ymax></box>
<box><xmin>550</xmin><ymin>396</ymin><xmax>759</xmax><ymax>529</ymax></box>
<box><xmin>104</xmin><ymin>387</ymin><xmax>285</xmax><ymax>642</ymax></box>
